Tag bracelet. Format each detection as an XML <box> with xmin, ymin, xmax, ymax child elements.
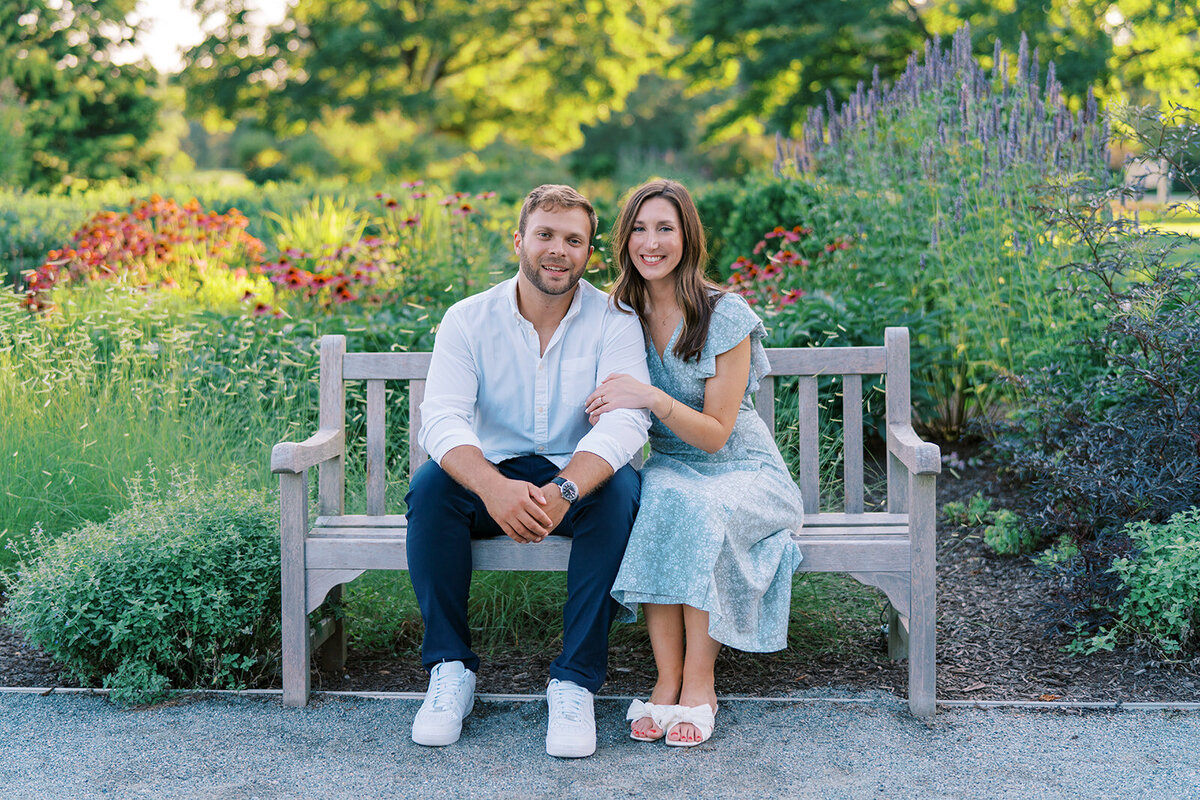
<box><xmin>659</xmin><ymin>397</ymin><xmax>675</xmax><ymax>421</ymax></box>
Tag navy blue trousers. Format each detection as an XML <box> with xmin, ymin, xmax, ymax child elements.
<box><xmin>404</xmin><ymin>455</ymin><xmax>640</xmax><ymax>693</ymax></box>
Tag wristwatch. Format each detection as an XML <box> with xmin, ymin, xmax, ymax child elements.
<box><xmin>551</xmin><ymin>476</ymin><xmax>579</xmax><ymax>504</ymax></box>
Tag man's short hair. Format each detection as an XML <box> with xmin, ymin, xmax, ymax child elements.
<box><xmin>517</xmin><ymin>184</ymin><xmax>598</xmax><ymax>243</ymax></box>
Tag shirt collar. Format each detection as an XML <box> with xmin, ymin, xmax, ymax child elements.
<box><xmin>505</xmin><ymin>274</ymin><xmax>587</xmax><ymax>325</ymax></box>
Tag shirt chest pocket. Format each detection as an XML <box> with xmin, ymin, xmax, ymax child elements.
<box><xmin>558</xmin><ymin>357</ymin><xmax>596</xmax><ymax>412</ymax></box>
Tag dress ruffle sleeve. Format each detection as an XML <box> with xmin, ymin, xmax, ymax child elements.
<box><xmin>695</xmin><ymin>292</ymin><xmax>772</xmax><ymax>396</ymax></box>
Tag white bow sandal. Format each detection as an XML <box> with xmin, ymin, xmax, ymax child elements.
<box><xmin>626</xmin><ymin>699</ymin><xmax>672</xmax><ymax>742</ymax></box>
<box><xmin>664</xmin><ymin>703</ymin><xmax>717</xmax><ymax>747</ymax></box>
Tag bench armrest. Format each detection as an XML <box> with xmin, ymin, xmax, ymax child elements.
<box><xmin>271</xmin><ymin>428</ymin><xmax>345</xmax><ymax>474</ymax></box>
<box><xmin>886</xmin><ymin>423</ymin><xmax>941</xmax><ymax>475</ymax></box>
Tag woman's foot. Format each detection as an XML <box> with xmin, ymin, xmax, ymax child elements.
<box><xmin>629</xmin><ymin>681</ymin><xmax>680</xmax><ymax>741</ymax></box>
<box><xmin>665</xmin><ymin>684</ymin><xmax>718</xmax><ymax>745</ymax></box>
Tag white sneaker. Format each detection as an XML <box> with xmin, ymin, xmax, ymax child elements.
<box><xmin>411</xmin><ymin>661</ymin><xmax>476</xmax><ymax>746</ymax></box>
<box><xmin>545</xmin><ymin>678</ymin><xmax>596</xmax><ymax>758</ymax></box>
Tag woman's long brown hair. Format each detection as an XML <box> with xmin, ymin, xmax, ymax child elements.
<box><xmin>609</xmin><ymin>179</ymin><xmax>723</xmax><ymax>362</ymax></box>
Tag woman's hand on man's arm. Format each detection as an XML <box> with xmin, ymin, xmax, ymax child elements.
<box><xmin>584</xmin><ymin>336</ymin><xmax>751</xmax><ymax>454</ymax></box>
<box><xmin>584</xmin><ymin>373</ymin><xmax>664</xmax><ymax>425</ymax></box>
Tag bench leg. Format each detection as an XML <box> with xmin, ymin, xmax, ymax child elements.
<box><xmin>886</xmin><ymin>604</ymin><xmax>909</xmax><ymax>660</ymax></box>
<box><xmin>280</xmin><ymin>472</ymin><xmax>311</xmax><ymax>708</ymax></box>
<box><xmin>317</xmin><ymin>585</ymin><xmax>348</xmax><ymax>675</ymax></box>
<box><xmin>907</xmin><ymin>472</ymin><xmax>937</xmax><ymax>718</ymax></box>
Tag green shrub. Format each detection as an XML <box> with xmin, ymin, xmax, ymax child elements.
<box><xmin>994</xmin><ymin>102</ymin><xmax>1200</xmax><ymax>634</ymax></box>
<box><xmin>3</xmin><ymin>467</ymin><xmax>281</xmax><ymax>705</ymax></box>
<box><xmin>1032</xmin><ymin>536</ymin><xmax>1080</xmax><ymax>569</ymax></box>
<box><xmin>1078</xmin><ymin>507</ymin><xmax>1200</xmax><ymax>658</ymax></box>
<box><xmin>942</xmin><ymin>492</ymin><xmax>995</xmax><ymax>528</ymax></box>
<box><xmin>694</xmin><ymin>175</ymin><xmax>822</xmax><ymax>278</ymax></box>
<box><xmin>983</xmin><ymin>509</ymin><xmax>1035</xmax><ymax>556</ymax></box>
<box><xmin>773</xmin><ymin>27</ymin><xmax>1109</xmax><ymax>437</ymax></box>
<box><xmin>940</xmin><ymin>492</ymin><xmax>1034</xmax><ymax>555</ymax></box>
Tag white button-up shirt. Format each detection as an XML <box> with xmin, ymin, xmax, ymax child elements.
<box><xmin>418</xmin><ymin>276</ymin><xmax>651</xmax><ymax>472</ymax></box>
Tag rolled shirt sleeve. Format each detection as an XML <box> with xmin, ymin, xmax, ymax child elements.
<box><xmin>574</xmin><ymin>307</ymin><xmax>652</xmax><ymax>471</ymax></box>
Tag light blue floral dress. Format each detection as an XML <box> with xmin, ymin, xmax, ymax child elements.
<box><xmin>611</xmin><ymin>292</ymin><xmax>804</xmax><ymax>652</ymax></box>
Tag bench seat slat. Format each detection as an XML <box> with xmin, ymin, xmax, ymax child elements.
<box><xmin>312</xmin><ymin>512</ymin><xmax>911</xmax><ymax>528</ymax></box>
<box><xmin>304</xmin><ymin>530</ymin><xmax>911</xmax><ymax>573</ymax></box>
<box><xmin>308</xmin><ymin>527</ymin><xmax>913</xmax><ymax>541</ymax></box>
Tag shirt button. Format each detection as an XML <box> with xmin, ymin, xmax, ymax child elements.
<box><xmin>538</xmin><ymin>363</ymin><xmax>544</xmax><ymax>370</ymax></box>
<box><xmin>537</xmin><ymin>406</ymin><xmax>544</xmax><ymax>413</ymax></box>
<box><xmin>537</xmin><ymin>446</ymin><xmax>545</xmax><ymax>452</ymax></box>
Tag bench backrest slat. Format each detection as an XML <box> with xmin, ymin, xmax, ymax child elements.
<box><xmin>344</xmin><ymin>352</ymin><xmax>432</xmax><ymax>380</ymax></box>
<box><xmin>796</xmin><ymin>375</ymin><xmax>821</xmax><ymax>513</ymax></box>
<box><xmin>318</xmin><ymin>336</ymin><xmax>347</xmax><ymax>516</ymax></box>
<box><xmin>409</xmin><ymin>379</ymin><xmax>428</xmax><ymax>476</ymax></box>
<box><xmin>754</xmin><ymin>372</ymin><xmax>775</xmax><ymax>431</ymax></box>
<box><xmin>366</xmin><ymin>379</ymin><xmax>387</xmax><ymax>515</ymax></box>
<box><xmin>842</xmin><ymin>374</ymin><xmax>865</xmax><ymax>514</ymax></box>
<box><xmin>766</xmin><ymin>346</ymin><xmax>885</xmax><ymax>376</ymax></box>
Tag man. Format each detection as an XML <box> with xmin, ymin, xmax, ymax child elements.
<box><xmin>404</xmin><ymin>184</ymin><xmax>651</xmax><ymax>758</ymax></box>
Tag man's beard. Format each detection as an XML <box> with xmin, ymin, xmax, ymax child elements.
<box><xmin>519</xmin><ymin>249</ymin><xmax>581</xmax><ymax>297</ymax></box>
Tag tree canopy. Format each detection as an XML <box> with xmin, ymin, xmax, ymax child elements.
<box><xmin>682</xmin><ymin>0</ymin><xmax>1200</xmax><ymax>140</ymax></box>
<box><xmin>0</xmin><ymin>0</ymin><xmax>160</xmax><ymax>190</ymax></box>
<box><xmin>182</xmin><ymin>0</ymin><xmax>679</xmax><ymax>154</ymax></box>
<box><xmin>681</xmin><ymin>0</ymin><xmax>928</xmax><ymax>140</ymax></box>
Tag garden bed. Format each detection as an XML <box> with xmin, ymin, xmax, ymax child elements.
<box><xmin>2</xmin><ymin>448</ymin><xmax>1197</xmax><ymax>701</ymax></box>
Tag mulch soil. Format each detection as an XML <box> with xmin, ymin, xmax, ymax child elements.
<box><xmin>3</xmin><ymin>446</ymin><xmax>1198</xmax><ymax>702</ymax></box>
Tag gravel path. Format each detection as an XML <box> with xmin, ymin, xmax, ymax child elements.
<box><xmin>2</xmin><ymin>691</ymin><xmax>1198</xmax><ymax>799</ymax></box>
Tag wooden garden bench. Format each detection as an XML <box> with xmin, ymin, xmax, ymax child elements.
<box><xmin>271</xmin><ymin>327</ymin><xmax>940</xmax><ymax>716</ymax></box>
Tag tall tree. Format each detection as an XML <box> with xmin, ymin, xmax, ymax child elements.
<box><xmin>182</xmin><ymin>0</ymin><xmax>679</xmax><ymax>153</ymax></box>
<box><xmin>921</xmin><ymin>0</ymin><xmax>1200</xmax><ymax>111</ymax></box>
<box><xmin>682</xmin><ymin>0</ymin><xmax>929</xmax><ymax>139</ymax></box>
<box><xmin>684</xmin><ymin>0</ymin><xmax>1200</xmax><ymax>139</ymax></box>
<box><xmin>0</xmin><ymin>0</ymin><xmax>160</xmax><ymax>190</ymax></box>
<box><xmin>1102</xmin><ymin>0</ymin><xmax>1200</xmax><ymax>112</ymax></box>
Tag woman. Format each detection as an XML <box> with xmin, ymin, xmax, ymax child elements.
<box><xmin>585</xmin><ymin>179</ymin><xmax>804</xmax><ymax>747</ymax></box>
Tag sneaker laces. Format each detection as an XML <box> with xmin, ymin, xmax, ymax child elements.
<box><xmin>428</xmin><ymin>665</ymin><xmax>465</xmax><ymax>711</ymax></box>
<box><xmin>550</xmin><ymin>681</ymin><xmax>588</xmax><ymax>722</ymax></box>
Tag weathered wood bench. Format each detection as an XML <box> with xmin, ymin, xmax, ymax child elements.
<box><xmin>271</xmin><ymin>327</ymin><xmax>940</xmax><ymax>715</ymax></box>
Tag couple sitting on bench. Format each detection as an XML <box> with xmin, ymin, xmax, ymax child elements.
<box><xmin>405</xmin><ymin>181</ymin><xmax>805</xmax><ymax>757</ymax></box>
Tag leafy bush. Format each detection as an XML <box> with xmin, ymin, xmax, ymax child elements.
<box><xmin>773</xmin><ymin>26</ymin><xmax>1109</xmax><ymax>437</ymax></box>
<box><xmin>983</xmin><ymin>509</ymin><xmax>1034</xmax><ymax>556</ymax></box>
<box><xmin>694</xmin><ymin>175</ymin><xmax>822</xmax><ymax>277</ymax></box>
<box><xmin>994</xmin><ymin>102</ymin><xmax>1200</xmax><ymax>634</ymax></box>
<box><xmin>940</xmin><ymin>492</ymin><xmax>1034</xmax><ymax>555</ymax></box>
<box><xmin>1079</xmin><ymin>507</ymin><xmax>1200</xmax><ymax>659</ymax></box>
<box><xmin>3</xmin><ymin>467</ymin><xmax>281</xmax><ymax>705</ymax></box>
<box><xmin>941</xmin><ymin>492</ymin><xmax>995</xmax><ymax>528</ymax></box>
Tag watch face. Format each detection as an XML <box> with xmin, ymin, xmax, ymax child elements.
<box><xmin>555</xmin><ymin>477</ymin><xmax>579</xmax><ymax>503</ymax></box>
